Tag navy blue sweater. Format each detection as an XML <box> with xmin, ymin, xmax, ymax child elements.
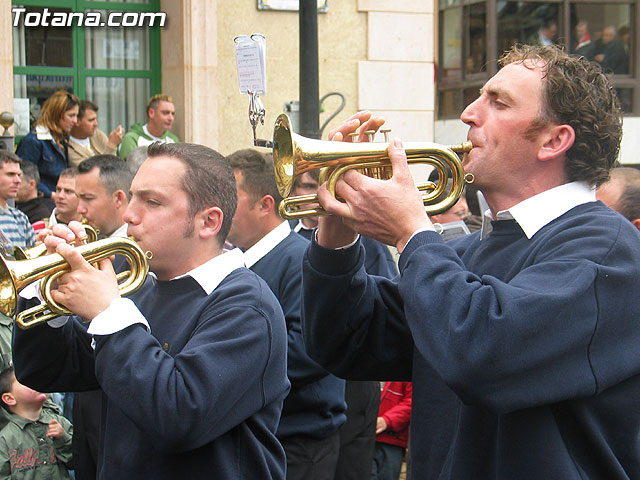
<box><xmin>289</xmin><ymin>220</ymin><xmax>398</xmax><ymax>278</ymax></box>
<box><xmin>250</xmin><ymin>231</ymin><xmax>347</xmax><ymax>439</ymax></box>
<box><xmin>13</xmin><ymin>268</ymin><xmax>289</xmax><ymax>479</ymax></box>
<box><xmin>302</xmin><ymin>201</ymin><xmax>640</xmax><ymax>479</ymax></box>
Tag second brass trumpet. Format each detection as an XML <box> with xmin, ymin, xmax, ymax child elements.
<box><xmin>272</xmin><ymin>114</ymin><xmax>472</xmax><ymax>220</ymax></box>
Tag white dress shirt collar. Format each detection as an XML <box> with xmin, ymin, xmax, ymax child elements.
<box><xmin>86</xmin><ymin>248</ymin><xmax>246</xmax><ymax>336</ymax></box>
<box><xmin>174</xmin><ymin>248</ymin><xmax>246</xmax><ymax>295</ymax></box>
<box><xmin>110</xmin><ymin>223</ymin><xmax>129</xmax><ymax>238</ymax></box>
<box><xmin>242</xmin><ymin>220</ymin><xmax>291</xmax><ymax>268</ymax></box>
<box><xmin>481</xmin><ymin>182</ymin><xmax>596</xmax><ymax>239</ymax></box>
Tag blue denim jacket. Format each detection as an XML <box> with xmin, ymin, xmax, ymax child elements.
<box><xmin>16</xmin><ymin>127</ymin><xmax>69</xmax><ymax>198</ymax></box>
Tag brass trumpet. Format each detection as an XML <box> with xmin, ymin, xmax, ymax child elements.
<box><xmin>12</xmin><ymin>225</ymin><xmax>99</xmax><ymax>260</ymax></box>
<box><xmin>272</xmin><ymin>114</ymin><xmax>473</xmax><ymax>220</ymax></box>
<box><xmin>0</xmin><ymin>237</ymin><xmax>149</xmax><ymax>329</ymax></box>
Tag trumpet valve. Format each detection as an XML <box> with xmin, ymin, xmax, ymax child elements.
<box><xmin>380</xmin><ymin>128</ymin><xmax>392</xmax><ymax>143</ymax></box>
<box><xmin>364</xmin><ymin>130</ymin><xmax>376</xmax><ymax>142</ymax></box>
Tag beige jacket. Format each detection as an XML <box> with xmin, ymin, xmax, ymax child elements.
<box><xmin>67</xmin><ymin>129</ymin><xmax>117</xmax><ymax>167</ymax></box>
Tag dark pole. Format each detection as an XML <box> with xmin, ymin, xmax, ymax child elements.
<box><xmin>299</xmin><ymin>0</ymin><xmax>320</xmax><ymax>139</ymax></box>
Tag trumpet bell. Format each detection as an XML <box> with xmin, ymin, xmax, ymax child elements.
<box><xmin>0</xmin><ymin>259</ymin><xmax>19</xmax><ymax>318</ymax></box>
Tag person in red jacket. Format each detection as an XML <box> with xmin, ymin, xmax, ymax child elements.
<box><xmin>371</xmin><ymin>382</ymin><xmax>412</xmax><ymax>480</ymax></box>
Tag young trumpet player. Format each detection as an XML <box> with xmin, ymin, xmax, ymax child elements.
<box><xmin>12</xmin><ymin>142</ymin><xmax>289</xmax><ymax>479</ymax></box>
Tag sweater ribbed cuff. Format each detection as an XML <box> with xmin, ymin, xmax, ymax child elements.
<box><xmin>306</xmin><ymin>237</ymin><xmax>364</xmax><ymax>277</ymax></box>
<box><xmin>398</xmin><ymin>230</ymin><xmax>444</xmax><ymax>272</ymax></box>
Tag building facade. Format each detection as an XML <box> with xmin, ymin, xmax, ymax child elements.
<box><xmin>2</xmin><ymin>0</ymin><xmax>637</xmax><ymax>163</ymax></box>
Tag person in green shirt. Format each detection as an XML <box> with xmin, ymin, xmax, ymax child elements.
<box><xmin>118</xmin><ymin>94</ymin><xmax>179</xmax><ymax>159</ymax></box>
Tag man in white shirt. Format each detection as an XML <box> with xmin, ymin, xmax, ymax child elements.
<box><xmin>49</xmin><ymin>168</ymin><xmax>82</xmax><ymax>227</ymax></box>
<box><xmin>62</xmin><ymin>154</ymin><xmax>133</xmax><ymax>479</ymax></box>
<box><xmin>68</xmin><ymin>100</ymin><xmax>124</xmax><ymax>168</ymax></box>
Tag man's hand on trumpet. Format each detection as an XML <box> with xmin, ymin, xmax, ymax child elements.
<box><xmin>42</xmin><ymin>221</ymin><xmax>88</xmax><ymax>254</ymax></box>
<box><xmin>327</xmin><ymin>110</ymin><xmax>385</xmax><ymax>143</ymax></box>
<box><xmin>317</xmin><ymin>111</ymin><xmax>433</xmax><ymax>253</ymax></box>
<box><xmin>44</xmin><ymin>221</ymin><xmax>120</xmax><ymax>321</ymax></box>
<box><xmin>315</xmin><ymin>111</ymin><xmax>386</xmax><ymax>249</ymax></box>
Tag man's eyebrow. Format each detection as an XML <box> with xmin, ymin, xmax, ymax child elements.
<box><xmin>481</xmin><ymin>85</ymin><xmax>515</xmax><ymax>103</ymax></box>
<box><xmin>131</xmin><ymin>188</ymin><xmax>165</xmax><ymax>198</ymax></box>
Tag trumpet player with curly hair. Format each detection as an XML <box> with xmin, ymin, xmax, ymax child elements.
<box><xmin>301</xmin><ymin>44</ymin><xmax>640</xmax><ymax>479</ymax></box>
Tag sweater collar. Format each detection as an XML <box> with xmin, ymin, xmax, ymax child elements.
<box><xmin>481</xmin><ymin>182</ymin><xmax>596</xmax><ymax>239</ymax></box>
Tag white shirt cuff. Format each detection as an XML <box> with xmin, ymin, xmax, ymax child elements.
<box><xmin>314</xmin><ymin>230</ymin><xmax>361</xmax><ymax>250</ymax></box>
<box><xmin>87</xmin><ymin>297</ymin><xmax>150</xmax><ymax>336</ymax></box>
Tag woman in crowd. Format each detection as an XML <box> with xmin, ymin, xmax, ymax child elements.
<box><xmin>16</xmin><ymin>90</ymin><xmax>80</xmax><ymax>198</ymax></box>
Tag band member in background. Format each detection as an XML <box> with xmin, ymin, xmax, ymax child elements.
<box><xmin>226</xmin><ymin>149</ymin><xmax>346</xmax><ymax>480</ymax></box>
<box><xmin>289</xmin><ymin>169</ymin><xmax>398</xmax><ymax>480</ymax></box>
<box><xmin>50</xmin><ymin>168</ymin><xmax>82</xmax><ymax>227</ymax></box>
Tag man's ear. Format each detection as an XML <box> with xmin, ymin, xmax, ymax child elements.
<box><xmin>198</xmin><ymin>206</ymin><xmax>224</xmax><ymax>240</ymax></box>
<box><xmin>258</xmin><ymin>195</ymin><xmax>275</xmax><ymax>215</ymax></box>
<box><xmin>113</xmin><ymin>190</ymin><xmax>128</xmax><ymax>209</ymax></box>
<box><xmin>1</xmin><ymin>392</ymin><xmax>15</xmax><ymax>408</ymax></box>
<box><xmin>632</xmin><ymin>218</ymin><xmax>640</xmax><ymax>232</ymax></box>
<box><xmin>538</xmin><ymin>124</ymin><xmax>575</xmax><ymax>162</ymax></box>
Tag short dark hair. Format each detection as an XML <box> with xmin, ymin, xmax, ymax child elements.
<box><xmin>500</xmin><ymin>44</ymin><xmax>622</xmax><ymax>188</ymax></box>
<box><xmin>77</xmin><ymin>155</ymin><xmax>134</xmax><ymax>200</ymax></box>
<box><xmin>616</xmin><ymin>186</ymin><xmax>640</xmax><ymax>222</ymax></box>
<box><xmin>19</xmin><ymin>159</ymin><xmax>40</xmax><ymax>186</ymax></box>
<box><xmin>146</xmin><ymin>142</ymin><xmax>237</xmax><ymax>246</ymax></box>
<box><xmin>78</xmin><ymin>100</ymin><xmax>99</xmax><ymax>121</ymax></box>
<box><xmin>0</xmin><ymin>366</ymin><xmax>14</xmax><ymax>413</ymax></box>
<box><xmin>305</xmin><ymin>169</ymin><xmax>320</xmax><ymax>183</ymax></box>
<box><xmin>59</xmin><ymin>167</ymin><xmax>78</xmax><ymax>180</ymax></box>
<box><xmin>226</xmin><ymin>149</ymin><xmax>282</xmax><ymax>209</ymax></box>
<box><xmin>0</xmin><ymin>150</ymin><xmax>22</xmax><ymax>168</ymax></box>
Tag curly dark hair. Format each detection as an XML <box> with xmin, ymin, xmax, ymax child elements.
<box><xmin>500</xmin><ymin>44</ymin><xmax>622</xmax><ymax>187</ymax></box>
